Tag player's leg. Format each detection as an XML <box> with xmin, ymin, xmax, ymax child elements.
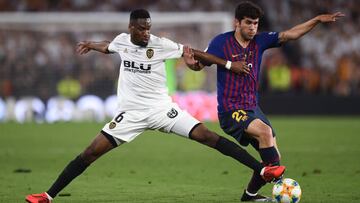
<box><xmin>248</xmin><ymin>106</ymin><xmax>281</xmax><ymax>166</ymax></box>
<box><xmin>159</xmin><ymin>105</ymin><xmax>263</xmax><ymax>173</ymax></box>
<box><xmin>273</xmin><ymin>137</ymin><xmax>281</xmax><ymax>160</ymax></box>
<box><xmin>242</xmin><ymin>108</ymin><xmax>282</xmax><ymax>200</ymax></box>
<box><xmin>164</xmin><ymin>107</ymin><xmax>284</xmax><ymax>179</ymax></box>
<box><xmin>26</xmin><ymin>110</ymin><xmax>146</xmax><ymax>202</ymax></box>
<box><xmin>26</xmin><ymin>132</ymin><xmax>120</xmax><ymax>203</ymax></box>
<box><xmin>188</xmin><ymin>123</ymin><xmax>264</xmax><ymax>173</ymax></box>
<box><xmin>46</xmin><ymin>132</ymin><xmax>120</xmax><ymax>198</ymax></box>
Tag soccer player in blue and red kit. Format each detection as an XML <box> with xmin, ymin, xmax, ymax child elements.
<box><xmin>184</xmin><ymin>1</ymin><xmax>344</xmax><ymax>201</ymax></box>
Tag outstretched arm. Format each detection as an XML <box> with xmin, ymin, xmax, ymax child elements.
<box><xmin>279</xmin><ymin>12</ymin><xmax>345</xmax><ymax>43</ymax></box>
<box><xmin>76</xmin><ymin>41</ymin><xmax>112</xmax><ymax>55</ymax></box>
<box><xmin>183</xmin><ymin>46</ymin><xmax>250</xmax><ymax>75</ymax></box>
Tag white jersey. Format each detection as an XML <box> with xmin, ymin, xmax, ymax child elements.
<box><xmin>108</xmin><ymin>33</ymin><xmax>183</xmax><ymax>111</ymax></box>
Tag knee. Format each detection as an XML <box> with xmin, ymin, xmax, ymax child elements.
<box><xmin>257</xmin><ymin>126</ymin><xmax>274</xmax><ymax>146</ymax></box>
<box><xmin>81</xmin><ymin>146</ymin><xmax>100</xmax><ymax>164</ymax></box>
<box><xmin>190</xmin><ymin>126</ymin><xmax>219</xmax><ymax>147</ymax></box>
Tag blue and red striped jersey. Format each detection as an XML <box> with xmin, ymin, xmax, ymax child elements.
<box><xmin>206</xmin><ymin>31</ymin><xmax>281</xmax><ymax>113</ymax></box>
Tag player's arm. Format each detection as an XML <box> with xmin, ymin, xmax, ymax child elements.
<box><xmin>278</xmin><ymin>12</ymin><xmax>344</xmax><ymax>44</ymax></box>
<box><xmin>183</xmin><ymin>46</ymin><xmax>250</xmax><ymax>74</ymax></box>
<box><xmin>76</xmin><ymin>41</ymin><xmax>112</xmax><ymax>55</ymax></box>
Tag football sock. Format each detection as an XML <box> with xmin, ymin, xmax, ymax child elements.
<box><xmin>215</xmin><ymin>137</ymin><xmax>263</xmax><ymax>172</ymax></box>
<box><xmin>47</xmin><ymin>155</ymin><xmax>90</xmax><ymax>198</ymax></box>
<box><xmin>258</xmin><ymin>146</ymin><xmax>279</xmax><ymax>165</ymax></box>
<box><xmin>246</xmin><ymin>171</ymin><xmax>266</xmax><ymax>194</ymax></box>
<box><xmin>246</xmin><ymin>146</ymin><xmax>280</xmax><ymax>193</ymax></box>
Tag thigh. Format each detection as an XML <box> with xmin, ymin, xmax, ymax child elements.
<box><xmin>148</xmin><ymin>102</ymin><xmax>200</xmax><ymax>137</ymax></box>
<box><xmin>254</xmin><ymin>107</ymin><xmax>276</xmax><ymax>137</ymax></box>
<box><xmin>102</xmin><ymin>110</ymin><xmax>149</xmax><ymax>143</ymax></box>
<box><xmin>218</xmin><ymin>109</ymin><xmax>256</xmax><ymax>146</ymax></box>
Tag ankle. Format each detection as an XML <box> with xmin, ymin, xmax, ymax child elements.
<box><xmin>245</xmin><ymin>190</ymin><xmax>257</xmax><ymax>196</ymax></box>
<box><xmin>45</xmin><ymin>192</ymin><xmax>53</xmax><ymax>201</ymax></box>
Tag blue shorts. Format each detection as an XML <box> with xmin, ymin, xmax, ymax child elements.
<box><xmin>218</xmin><ymin>106</ymin><xmax>275</xmax><ymax>150</ymax></box>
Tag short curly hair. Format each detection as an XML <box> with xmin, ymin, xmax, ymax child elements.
<box><xmin>235</xmin><ymin>1</ymin><xmax>264</xmax><ymax>20</ymax></box>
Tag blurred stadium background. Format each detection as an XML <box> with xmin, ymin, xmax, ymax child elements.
<box><xmin>0</xmin><ymin>0</ymin><xmax>359</xmax><ymax>123</ymax></box>
<box><xmin>1</xmin><ymin>1</ymin><xmax>360</xmax><ymax>203</ymax></box>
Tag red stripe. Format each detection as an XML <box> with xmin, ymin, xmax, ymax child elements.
<box><xmin>222</xmin><ymin>39</ymin><xmax>232</xmax><ymax>111</ymax></box>
<box><xmin>225</xmin><ymin>38</ymin><xmax>236</xmax><ymax>110</ymax></box>
<box><xmin>252</xmin><ymin>43</ymin><xmax>258</xmax><ymax>107</ymax></box>
<box><xmin>254</xmin><ymin>44</ymin><xmax>259</xmax><ymax>90</ymax></box>
<box><xmin>228</xmin><ymin>37</ymin><xmax>240</xmax><ymax>110</ymax></box>
<box><xmin>248</xmin><ymin>42</ymin><xmax>254</xmax><ymax>108</ymax></box>
<box><xmin>232</xmin><ymin>38</ymin><xmax>242</xmax><ymax>110</ymax></box>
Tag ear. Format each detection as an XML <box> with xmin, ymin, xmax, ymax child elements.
<box><xmin>128</xmin><ymin>24</ymin><xmax>134</xmax><ymax>32</ymax></box>
<box><xmin>234</xmin><ymin>19</ymin><xmax>241</xmax><ymax>27</ymax></box>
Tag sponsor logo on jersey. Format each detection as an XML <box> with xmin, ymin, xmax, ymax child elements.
<box><xmin>109</xmin><ymin>122</ymin><xmax>116</xmax><ymax>129</ymax></box>
<box><xmin>123</xmin><ymin>60</ymin><xmax>152</xmax><ymax>74</ymax></box>
<box><xmin>167</xmin><ymin>108</ymin><xmax>178</xmax><ymax>118</ymax></box>
<box><xmin>146</xmin><ymin>48</ymin><xmax>154</xmax><ymax>59</ymax></box>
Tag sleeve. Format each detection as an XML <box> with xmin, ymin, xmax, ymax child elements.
<box><xmin>257</xmin><ymin>32</ymin><xmax>281</xmax><ymax>51</ymax></box>
<box><xmin>205</xmin><ymin>34</ymin><xmax>225</xmax><ymax>59</ymax></box>
<box><xmin>160</xmin><ymin>37</ymin><xmax>184</xmax><ymax>59</ymax></box>
<box><xmin>107</xmin><ymin>34</ymin><xmax>123</xmax><ymax>53</ymax></box>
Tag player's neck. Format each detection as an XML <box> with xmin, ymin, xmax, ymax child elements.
<box><xmin>234</xmin><ymin>31</ymin><xmax>250</xmax><ymax>48</ymax></box>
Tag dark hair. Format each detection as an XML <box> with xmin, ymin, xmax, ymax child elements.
<box><xmin>130</xmin><ymin>9</ymin><xmax>151</xmax><ymax>20</ymax></box>
<box><xmin>235</xmin><ymin>1</ymin><xmax>264</xmax><ymax>20</ymax></box>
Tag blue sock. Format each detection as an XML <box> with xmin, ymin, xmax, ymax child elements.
<box><xmin>259</xmin><ymin>146</ymin><xmax>279</xmax><ymax>165</ymax></box>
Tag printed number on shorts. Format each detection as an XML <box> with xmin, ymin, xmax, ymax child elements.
<box><xmin>232</xmin><ymin>110</ymin><xmax>248</xmax><ymax>122</ymax></box>
<box><xmin>115</xmin><ymin>112</ymin><xmax>125</xmax><ymax>123</ymax></box>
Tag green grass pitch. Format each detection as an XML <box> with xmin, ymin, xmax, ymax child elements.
<box><xmin>1</xmin><ymin>117</ymin><xmax>360</xmax><ymax>203</ymax></box>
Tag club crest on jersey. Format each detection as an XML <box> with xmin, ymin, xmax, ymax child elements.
<box><xmin>167</xmin><ymin>108</ymin><xmax>178</xmax><ymax>118</ymax></box>
<box><xmin>109</xmin><ymin>122</ymin><xmax>116</xmax><ymax>129</ymax></box>
<box><xmin>146</xmin><ymin>48</ymin><xmax>154</xmax><ymax>59</ymax></box>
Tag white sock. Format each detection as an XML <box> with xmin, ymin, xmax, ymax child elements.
<box><xmin>45</xmin><ymin>192</ymin><xmax>53</xmax><ymax>201</ymax></box>
<box><xmin>260</xmin><ymin>167</ymin><xmax>265</xmax><ymax>176</ymax></box>
<box><xmin>246</xmin><ymin>190</ymin><xmax>257</xmax><ymax>196</ymax></box>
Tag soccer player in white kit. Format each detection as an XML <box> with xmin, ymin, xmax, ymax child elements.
<box><xmin>26</xmin><ymin>9</ymin><xmax>285</xmax><ymax>203</ymax></box>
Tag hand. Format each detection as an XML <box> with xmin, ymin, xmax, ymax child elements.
<box><xmin>230</xmin><ymin>57</ymin><xmax>250</xmax><ymax>75</ymax></box>
<box><xmin>183</xmin><ymin>45</ymin><xmax>198</xmax><ymax>65</ymax></box>
<box><xmin>316</xmin><ymin>12</ymin><xmax>345</xmax><ymax>23</ymax></box>
<box><xmin>76</xmin><ymin>41</ymin><xmax>91</xmax><ymax>55</ymax></box>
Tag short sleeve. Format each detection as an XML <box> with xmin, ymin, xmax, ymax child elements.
<box><xmin>256</xmin><ymin>32</ymin><xmax>281</xmax><ymax>51</ymax></box>
<box><xmin>107</xmin><ymin>34</ymin><xmax>123</xmax><ymax>53</ymax></box>
<box><xmin>160</xmin><ymin>37</ymin><xmax>183</xmax><ymax>59</ymax></box>
<box><xmin>206</xmin><ymin>34</ymin><xmax>225</xmax><ymax>59</ymax></box>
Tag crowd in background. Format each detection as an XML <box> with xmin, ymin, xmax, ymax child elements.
<box><xmin>0</xmin><ymin>0</ymin><xmax>359</xmax><ymax>101</ymax></box>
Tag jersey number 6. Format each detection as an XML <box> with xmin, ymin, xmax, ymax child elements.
<box><xmin>115</xmin><ymin>112</ymin><xmax>125</xmax><ymax>123</ymax></box>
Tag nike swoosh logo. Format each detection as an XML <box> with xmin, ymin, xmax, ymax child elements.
<box><xmin>232</xmin><ymin>54</ymin><xmax>241</xmax><ymax>58</ymax></box>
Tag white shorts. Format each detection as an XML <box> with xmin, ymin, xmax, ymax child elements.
<box><xmin>101</xmin><ymin>102</ymin><xmax>200</xmax><ymax>146</ymax></box>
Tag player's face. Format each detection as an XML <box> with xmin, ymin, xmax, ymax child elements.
<box><xmin>236</xmin><ymin>17</ymin><xmax>259</xmax><ymax>41</ymax></box>
<box><xmin>129</xmin><ymin>18</ymin><xmax>151</xmax><ymax>47</ymax></box>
